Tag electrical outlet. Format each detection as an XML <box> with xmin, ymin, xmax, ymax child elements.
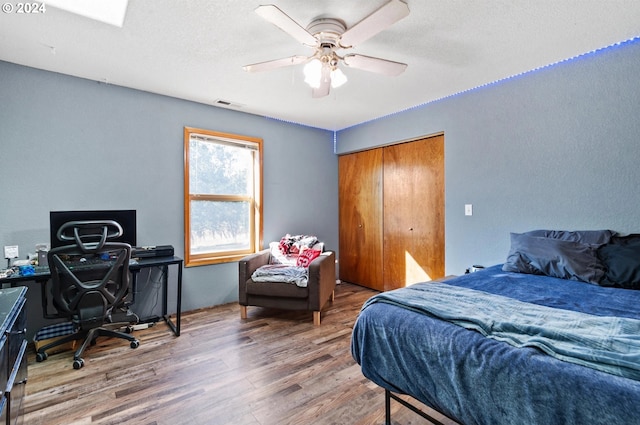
<box><xmin>4</xmin><ymin>245</ymin><xmax>19</xmax><ymax>259</ymax></box>
<box><xmin>465</xmin><ymin>204</ymin><xmax>473</xmax><ymax>216</ymax></box>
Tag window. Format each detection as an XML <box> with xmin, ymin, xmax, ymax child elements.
<box><xmin>184</xmin><ymin>127</ymin><xmax>263</xmax><ymax>266</ymax></box>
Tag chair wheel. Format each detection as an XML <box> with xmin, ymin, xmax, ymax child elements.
<box><xmin>73</xmin><ymin>358</ymin><xmax>84</xmax><ymax>369</ymax></box>
<box><xmin>125</xmin><ymin>326</ymin><xmax>133</xmax><ymax>334</ymax></box>
<box><xmin>36</xmin><ymin>352</ymin><xmax>48</xmax><ymax>362</ymax></box>
<box><xmin>130</xmin><ymin>340</ymin><xmax>140</xmax><ymax>349</ymax></box>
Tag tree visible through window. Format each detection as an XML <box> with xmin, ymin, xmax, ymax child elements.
<box><xmin>184</xmin><ymin>127</ymin><xmax>262</xmax><ymax>266</ymax></box>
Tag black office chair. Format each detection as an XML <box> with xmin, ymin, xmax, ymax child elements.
<box><xmin>36</xmin><ymin>220</ymin><xmax>140</xmax><ymax>369</ymax></box>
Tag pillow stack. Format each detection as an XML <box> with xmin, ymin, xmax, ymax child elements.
<box><xmin>502</xmin><ymin>229</ymin><xmax>640</xmax><ymax>288</ymax></box>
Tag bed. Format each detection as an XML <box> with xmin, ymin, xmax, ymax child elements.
<box><xmin>351</xmin><ymin>230</ymin><xmax>640</xmax><ymax>425</ymax></box>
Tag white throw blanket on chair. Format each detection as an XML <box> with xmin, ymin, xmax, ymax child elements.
<box><xmin>251</xmin><ymin>264</ymin><xmax>309</xmax><ymax>287</ymax></box>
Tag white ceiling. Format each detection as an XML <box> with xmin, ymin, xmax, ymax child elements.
<box><xmin>2</xmin><ymin>1</ymin><xmax>640</xmax><ymax>130</ymax></box>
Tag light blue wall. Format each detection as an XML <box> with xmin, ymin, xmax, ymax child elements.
<box><xmin>336</xmin><ymin>39</ymin><xmax>640</xmax><ymax>275</ymax></box>
<box><xmin>0</xmin><ymin>61</ymin><xmax>338</xmax><ymax>334</ymax></box>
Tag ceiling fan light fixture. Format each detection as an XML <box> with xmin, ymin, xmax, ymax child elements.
<box><xmin>330</xmin><ymin>67</ymin><xmax>347</xmax><ymax>88</ymax></box>
<box><xmin>303</xmin><ymin>58</ymin><xmax>323</xmax><ymax>88</ymax></box>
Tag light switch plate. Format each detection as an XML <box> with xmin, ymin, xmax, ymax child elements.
<box><xmin>4</xmin><ymin>245</ymin><xmax>19</xmax><ymax>259</ymax></box>
<box><xmin>465</xmin><ymin>204</ymin><xmax>473</xmax><ymax>216</ymax></box>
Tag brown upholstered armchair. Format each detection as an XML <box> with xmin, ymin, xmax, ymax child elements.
<box><xmin>238</xmin><ymin>242</ymin><xmax>336</xmax><ymax>325</ymax></box>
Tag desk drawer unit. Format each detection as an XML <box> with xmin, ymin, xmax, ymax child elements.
<box><xmin>0</xmin><ymin>287</ymin><xmax>27</xmax><ymax>425</ymax></box>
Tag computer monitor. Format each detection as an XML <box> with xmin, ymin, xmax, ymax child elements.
<box><xmin>49</xmin><ymin>209</ymin><xmax>137</xmax><ymax>249</ymax></box>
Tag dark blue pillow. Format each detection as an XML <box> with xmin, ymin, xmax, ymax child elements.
<box><xmin>598</xmin><ymin>235</ymin><xmax>640</xmax><ymax>289</ymax></box>
<box><xmin>524</xmin><ymin>229</ymin><xmax>614</xmax><ymax>245</ymax></box>
<box><xmin>503</xmin><ymin>233</ymin><xmax>606</xmax><ymax>284</ymax></box>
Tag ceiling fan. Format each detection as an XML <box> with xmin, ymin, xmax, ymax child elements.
<box><xmin>243</xmin><ymin>0</ymin><xmax>410</xmax><ymax>98</ymax></box>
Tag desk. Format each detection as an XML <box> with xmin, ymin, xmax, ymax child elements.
<box><xmin>0</xmin><ymin>256</ymin><xmax>183</xmax><ymax>337</ymax></box>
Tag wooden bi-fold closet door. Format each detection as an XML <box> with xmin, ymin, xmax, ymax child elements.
<box><xmin>338</xmin><ymin>134</ymin><xmax>444</xmax><ymax>291</ymax></box>
<box><xmin>383</xmin><ymin>135</ymin><xmax>445</xmax><ymax>290</ymax></box>
<box><xmin>338</xmin><ymin>149</ymin><xmax>384</xmax><ymax>291</ymax></box>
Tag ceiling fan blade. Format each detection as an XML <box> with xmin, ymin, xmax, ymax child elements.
<box><xmin>255</xmin><ymin>5</ymin><xmax>317</xmax><ymax>47</ymax></box>
<box><xmin>343</xmin><ymin>54</ymin><xmax>407</xmax><ymax>76</ymax></box>
<box><xmin>339</xmin><ymin>0</ymin><xmax>409</xmax><ymax>48</ymax></box>
<box><xmin>312</xmin><ymin>67</ymin><xmax>331</xmax><ymax>98</ymax></box>
<box><xmin>243</xmin><ymin>55</ymin><xmax>309</xmax><ymax>73</ymax></box>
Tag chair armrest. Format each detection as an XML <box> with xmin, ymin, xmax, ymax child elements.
<box><xmin>238</xmin><ymin>249</ymin><xmax>270</xmax><ymax>305</ymax></box>
<box><xmin>307</xmin><ymin>251</ymin><xmax>336</xmax><ymax>310</ymax></box>
<box><xmin>239</xmin><ymin>249</ymin><xmax>270</xmax><ymax>281</ymax></box>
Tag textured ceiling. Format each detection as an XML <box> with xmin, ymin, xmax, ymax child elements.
<box><xmin>1</xmin><ymin>1</ymin><xmax>640</xmax><ymax>130</ymax></box>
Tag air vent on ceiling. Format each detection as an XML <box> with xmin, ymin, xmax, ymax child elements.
<box><xmin>213</xmin><ymin>99</ymin><xmax>243</xmax><ymax>109</ymax></box>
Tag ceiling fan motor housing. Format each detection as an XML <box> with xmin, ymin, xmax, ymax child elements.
<box><xmin>306</xmin><ymin>18</ymin><xmax>346</xmax><ymax>47</ymax></box>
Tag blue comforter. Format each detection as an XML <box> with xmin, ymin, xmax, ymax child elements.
<box><xmin>351</xmin><ymin>265</ymin><xmax>640</xmax><ymax>425</ymax></box>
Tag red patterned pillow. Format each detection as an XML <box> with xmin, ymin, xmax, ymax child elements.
<box><xmin>296</xmin><ymin>249</ymin><xmax>321</xmax><ymax>267</ymax></box>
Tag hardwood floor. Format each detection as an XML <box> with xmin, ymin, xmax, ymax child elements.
<box><xmin>23</xmin><ymin>283</ymin><xmax>458</xmax><ymax>425</ymax></box>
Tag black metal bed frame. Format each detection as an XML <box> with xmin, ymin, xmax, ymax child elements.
<box><xmin>385</xmin><ymin>389</ymin><xmax>449</xmax><ymax>425</ymax></box>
